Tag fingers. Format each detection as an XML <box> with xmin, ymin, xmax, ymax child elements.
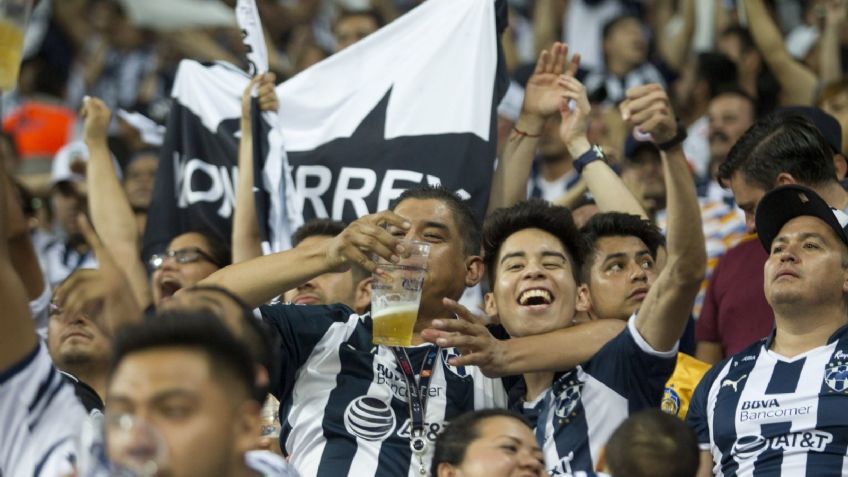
<box><xmin>370</xmin><ymin>210</ymin><xmax>411</xmax><ymax>235</ymax></box>
<box><xmin>257</xmin><ymin>74</ymin><xmax>279</xmax><ymax>112</ymax></box>
<box><xmin>533</xmin><ymin>49</ymin><xmax>550</xmax><ymax>75</ymax></box>
<box><xmin>442</xmin><ymin>298</ymin><xmax>485</xmax><ymax>326</ymax></box>
<box><xmin>565</xmin><ymin>53</ymin><xmax>581</xmax><ymax>78</ymax></box>
<box><xmin>242</xmin><ymin>74</ymin><xmax>263</xmax><ymax>100</ymax></box>
<box><xmin>557</xmin><ymin>76</ymin><xmax>590</xmax><ymax>111</ymax></box>
<box><xmin>551</xmin><ymin>42</ymin><xmax>567</xmax><ymax>74</ymax></box>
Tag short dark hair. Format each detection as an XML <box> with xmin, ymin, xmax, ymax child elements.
<box><xmin>335</xmin><ymin>8</ymin><xmax>384</xmax><ymax>29</ymax></box>
<box><xmin>718</xmin><ymin>113</ymin><xmax>836</xmax><ymax>190</ymax></box>
<box><xmin>176</xmin><ymin>284</ymin><xmax>279</xmax><ymax>402</ymax></box>
<box><xmin>292</xmin><ymin>218</ymin><xmax>348</xmax><ymax>247</ymax></box>
<box><xmin>431</xmin><ymin>409</ymin><xmax>533</xmax><ymax>476</ymax></box>
<box><xmin>110</xmin><ymin>311</ymin><xmax>256</xmax><ymax>401</ymax></box>
<box><xmin>180</xmin><ymin>230</ymin><xmax>231</xmax><ymax>269</ymax></box>
<box><xmin>392</xmin><ymin>186</ymin><xmax>482</xmax><ymax>257</ymax></box>
<box><xmin>712</xmin><ymin>85</ymin><xmax>756</xmax><ymax>114</ymax></box>
<box><xmin>291</xmin><ymin>218</ymin><xmax>369</xmax><ymax>284</ymax></box>
<box><xmin>602</xmin><ymin>14</ymin><xmax>641</xmax><ymax>42</ymax></box>
<box><xmin>697</xmin><ymin>52</ymin><xmax>738</xmax><ymax>99</ymax></box>
<box><xmin>720</xmin><ymin>25</ymin><xmax>755</xmax><ymax>54</ymax></box>
<box><xmin>605</xmin><ymin>409</ymin><xmax>699</xmax><ymax>477</ymax></box>
<box><xmin>579</xmin><ymin>212</ymin><xmax>665</xmax><ymax>283</ymax></box>
<box><xmin>483</xmin><ymin>200</ymin><xmax>587</xmax><ymax>285</ymax></box>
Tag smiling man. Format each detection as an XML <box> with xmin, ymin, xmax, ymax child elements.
<box><xmin>688</xmin><ymin>185</ymin><xmax>848</xmax><ymax>476</ymax></box>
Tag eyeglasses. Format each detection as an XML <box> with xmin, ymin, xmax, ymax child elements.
<box><xmin>148</xmin><ymin>247</ymin><xmax>221</xmax><ymax>270</ymax></box>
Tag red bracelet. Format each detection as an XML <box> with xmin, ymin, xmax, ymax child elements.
<box><xmin>512</xmin><ymin>126</ymin><xmax>542</xmax><ymax>138</ymax></box>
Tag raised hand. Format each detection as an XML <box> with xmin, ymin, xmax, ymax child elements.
<box><xmin>620</xmin><ymin>83</ymin><xmax>678</xmax><ymax>145</ymax></box>
<box><xmin>241</xmin><ymin>73</ymin><xmax>279</xmax><ymax>119</ymax></box>
<box><xmin>557</xmin><ymin>76</ymin><xmax>592</xmax><ymax>156</ymax></box>
<box><xmin>420</xmin><ymin>298</ymin><xmax>509</xmax><ymax>378</ymax></box>
<box><xmin>523</xmin><ymin>42</ymin><xmax>581</xmax><ymax>119</ymax></box>
<box><xmin>52</xmin><ymin>214</ymin><xmax>141</xmax><ymax>334</ymax></box>
<box><xmin>323</xmin><ymin>210</ymin><xmax>411</xmax><ymax>273</ymax></box>
<box><xmin>80</xmin><ymin>96</ymin><xmax>112</xmax><ymax>145</ymax></box>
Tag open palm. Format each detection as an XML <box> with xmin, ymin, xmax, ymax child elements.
<box><xmin>523</xmin><ymin>42</ymin><xmax>581</xmax><ymax>118</ymax></box>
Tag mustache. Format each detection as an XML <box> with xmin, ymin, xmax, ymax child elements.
<box><xmin>710</xmin><ymin>131</ymin><xmax>730</xmax><ymax>143</ymax></box>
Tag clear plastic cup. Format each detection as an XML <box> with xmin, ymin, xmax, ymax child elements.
<box><xmin>0</xmin><ymin>0</ymin><xmax>32</xmax><ymax>90</ymax></box>
<box><xmin>371</xmin><ymin>240</ymin><xmax>430</xmax><ymax>347</ymax></box>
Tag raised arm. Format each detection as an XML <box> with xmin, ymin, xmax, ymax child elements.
<box><xmin>5</xmin><ymin>179</ymin><xmax>44</xmax><ymax>300</ymax></box>
<box><xmin>53</xmin><ymin>215</ymin><xmax>143</xmax><ymax>336</ymax></box>
<box><xmin>0</xmin><ymin>169</ymin><xmax>38</xmax><ymax>372</ymax></box>
<box><xmin>81</xmin><ymin>97</ymin><xmax>152</xmax><ymax>310</ymax></box>
<box><xmin>487</xmin><ymin>43</ymin><xmax>579</xmax><ymax>214</ymax></box>
<box><xmin>201</xmin><ymin>210</ymin><xmax>409</xmax><ymax>307</ymax></box>
<box><xmin>232</xmin><ymin>73</ymin><xmax>278</xmax><ymax>263</ymax></box>
<box><xmin>556</xmin><ymin>76</ymin><xmax>649</xmax><ymax>219</ymax></box>
<box><xmin>623</xmin><ymin>84</ymin><xmax>706</xmax><ymax>351</ymax></box>
<box><xmin>743</xmin><ymin>0</ymin><xmax>818</xmax><ymax>105</ymax></box>
<box><xmin>654</xmin><ymin>0</ymin><xmax>697</xmax><ymax>72</ymax></box>
<box><xmin>818</xmin><ymin>0</ymin><xmax>846</xmax><ymax>86</ymax></box>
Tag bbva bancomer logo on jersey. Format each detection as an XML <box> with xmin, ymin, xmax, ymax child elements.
<box><xmin>738</xmin><ymin>399</ymin><xmax>813</xmax><ymax>422</ymax></box>
<box><xmin>732</xmin><ymin>430</ymin><xmax>834</xmax><ymax>463</ymax></box>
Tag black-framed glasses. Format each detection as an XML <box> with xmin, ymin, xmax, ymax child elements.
<box><xmin>148</xmin><ymin>247</ymin><xmax>221</xmax><ymax>270</ymax></box>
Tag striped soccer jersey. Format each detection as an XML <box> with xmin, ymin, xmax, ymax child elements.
<box><xmin>0</xmin><ymin>343</ymin><xmax>87</xmax><ymax>476</ymax></box>
<box><xmin>260</xmin><ymin>303</ymin><xmax>508</xmax><ymax>477</ymax></box>
<box><xmin>514</xmin><ymin>318</ymin><xmax>677</xmax><ymax>475</ymax></box>
<box><xmin>687</xmin><ymin>325</ymin><xmax>848</xmax><ymax>476</ymax></box>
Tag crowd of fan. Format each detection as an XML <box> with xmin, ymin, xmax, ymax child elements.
<box><xmin>4</xmin><ymin>0</ymin><xmax>848</xmax><ymax>476</ymax></box>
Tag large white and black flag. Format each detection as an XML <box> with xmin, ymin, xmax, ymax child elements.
<box><xmin>142</xmin><ymin>0</ymin><xmax>507</xmax><ymax>260</ymax></box>
<box><xmin>275</xmin><ymin>0</ymin><xmax>508</xmax><ymax>227</ymax></box>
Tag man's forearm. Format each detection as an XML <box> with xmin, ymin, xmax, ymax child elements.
<box><xmin>199</xmin><ymin>240</ymin><xmax>331</xmax><ymax>307</ymax></box>
<box><xmin>498</xmin><ymin>320</ymin><xmax>626</xmax><ymax>375</ymax></box>
<box><xmin>488</xmin><ymin>114</ymin><xmax>544</xmax><ymax>214</ymax></box>
<box><xmin>663</xmin><ymin>145</ymin><xmax>705</xmax><ymax>275</ymax></box>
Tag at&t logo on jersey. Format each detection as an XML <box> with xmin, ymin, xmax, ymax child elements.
<box><xmin>731</xmin><ymin>431</ymin><xmax>834</xmax><ymax>463</ymax></box>
<box><xmin>344</xmin><ymin>397</ymin><xmax>396</xmax><ymax>441</ymax></box>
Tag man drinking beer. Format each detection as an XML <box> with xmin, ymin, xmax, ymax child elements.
<box><xmin>200</xmin><ymin>186</ymin><xmax>621</xmax><ymax>477</ymax></box>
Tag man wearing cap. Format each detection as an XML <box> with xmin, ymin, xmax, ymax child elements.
<box><xmin>696</xmin><ymin>109</ymin><xmax>848</xmax><ymax>364</ymax></box>
<box><xmin>688</xmin><ymin>184</ymin><xmax>848</xmax><ymax>476</ymax></box>
<box><xmin>40</xmin><ymin>141</ymin><xmax>99</xmax><ymax>288</ymax></box>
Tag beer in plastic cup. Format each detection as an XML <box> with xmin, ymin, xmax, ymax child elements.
<box><xmin>0</xmin><ymin>0</ymin><xmax>32</xmax><ymax>90</ymax></box>
<box><xmin>371</xmin><ymin>241</ymin><xmax>430</xmax><ymax>347</ymax></box>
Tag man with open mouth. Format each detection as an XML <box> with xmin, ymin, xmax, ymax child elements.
<box><xmin>425</xmin><ymin>82</ymin><xmax>706</xmax><ymax>475</ymax></box>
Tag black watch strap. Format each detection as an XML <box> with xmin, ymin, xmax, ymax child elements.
<box><xmin>656</xmin><ymin>122</ymin><xmax>688</xmax><ymax>151</ymax></box>
<box><xmin>573</xmin><ymin>145</ymin><xmax>606</xmax><ymax>174</ymax></box>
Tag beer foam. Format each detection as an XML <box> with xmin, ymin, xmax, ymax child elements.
<box><xmin>372</xmin><ymin>303</ymin><xmax>420</xmax><ymax>318</ymax></box>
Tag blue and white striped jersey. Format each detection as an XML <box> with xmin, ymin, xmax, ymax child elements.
<box><xmin>687</xmin><ymin>325</ymin><xmax>848</xmax><ymax>476</ymax></box>
<box><xmin>0</xmin><ymin>343</ymin><xmax>87</xmax><ymax>476</ymax></box>
<box><xmin>514</xmin><ymin>317</ymin><xmax>677</xmax><ymax>475</ymax></box>
<box><xmin>260</xmin><ymin>303</ymin><xmax>508</xmax><ymax>477</ymax></box>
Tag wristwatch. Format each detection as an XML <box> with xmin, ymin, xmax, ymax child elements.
<box><xmin>573</xmin><ymin>144</ymin><xmax>607</xmax><ymax>174</ymax></box>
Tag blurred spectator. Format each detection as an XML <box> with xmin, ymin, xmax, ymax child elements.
<box><xmin>673</xmin><ymin>52</ymin><xmax>738</xmax><ymax>181</ymax></box>
<box><xmin>430</xmin><ymin>409</ymin><xmax>545</xmax><ymax>477</ymax></box>
<box><xmin>716</xmin><ymin>26</ymin><xmax>780</xmax><ymax>116</ymax></box>
<box><xmin>122</xmin><ymin>148</ymin><xmax>158</xmax><ymax>236</ymax></box>
<box><xmin>40</xmin><ymin>142</ymin><xmax>98</xmax><ymax>288</ymax></box>
<box><xmin>599</xmin><ymin>409</ymin><xmax>699</xmax><ymax>477</ymax></box>
<box><xmin>583</xmin><ymin>14</ymin><xmax>667</xmax><ymax>105</ymax></box>
<box><xmin>333</xmin><ymin>8</ymin><xmax>382</xmax><ymax>51</ymax></box>
<box><xmin>818</xmin><ymin>77</ymin><xmax>848</xmax><ymax>156</ymax></box>
<box><xmin>65</xmin><ymin>1</ymin><xmax>158</xmax><ymax>112</ymax></box>
<box><xmin>281</xmin><ymin>218</ymin><xmax>371</xmax><ymax>314</ymax></box>
<box><xmin>703</xmin><ymin>87</ymin><xmax>756</xmax><ymax>199</ymax></box>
